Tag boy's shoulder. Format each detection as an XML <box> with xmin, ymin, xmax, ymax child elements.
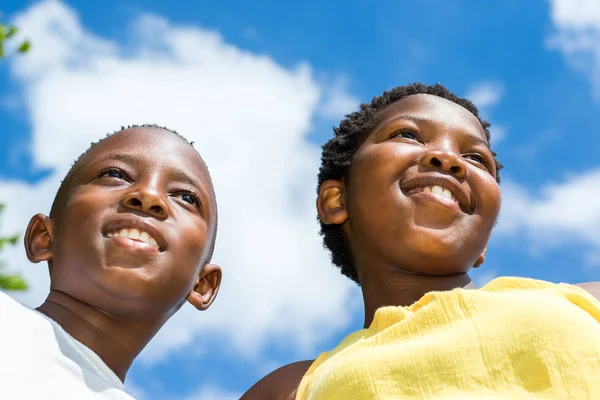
<box><xmin>0</xmin><ymin>290</ymin><xmax>30</xmax><ymax>319</ymax></box>
<box><xmin>241</xmin><ymin>360</ymin><xmax>314</xmax><ymax>400</ymax></box>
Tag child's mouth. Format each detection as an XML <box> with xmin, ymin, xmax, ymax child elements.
<box><xmin>106</xmin><ymin>228</ymin><xmax>160</xmax><ymax>251</ymax></box>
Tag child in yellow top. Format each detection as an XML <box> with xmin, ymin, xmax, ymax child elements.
<box><xmin>242</xmin><ymin>83</ymin><xmax>600</xmax><ymax>400</ymax></box>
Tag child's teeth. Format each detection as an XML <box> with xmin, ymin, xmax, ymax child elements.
<box><xmin>419</xmin><ymin>185</ymin><xmax>456</xmax><ymax>202</ymax></box>
<box><xmin>139</xmin><ymin>231</ymin><xmax>150</xmax><ymax>243</ymax></box>
<box><xmin>431</xmin><ymin>185</ymin><xmax>443</xmax><ymax>194</ymax></box>
<box><xmin>109</xmin><ymin>228</ymin><xmax>159</xmax><ymax>249</ymax></box>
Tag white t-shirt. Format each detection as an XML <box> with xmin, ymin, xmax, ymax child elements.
<box><xmin>0</xmin><ymin>291</ymin><xmax>134</xmax><ymax>399</ymax></box>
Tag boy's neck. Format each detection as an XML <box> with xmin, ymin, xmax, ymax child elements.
<box><xmin>36</xmin><ymin>290</ymin><xmax>159</xmax><ymax>382</ymax></box>
<box><xmin>360</xmin><ymin>269</ymin><xmax>474</xmax><ymax>328</ymax></box>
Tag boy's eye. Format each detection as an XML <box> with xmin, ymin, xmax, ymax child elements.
<box><xmin>98</xmin><ymin>168</ymin><xmax>125</xmax><ymax>180</ymax></box>
<box><xmin>390</xmin><ymin>129</ymin><xmax>420</xmax><ymax>142</ymax></box>
<box><xmin>464</xmin><ymin>154</ymin><xmax>489</xmax><ymax>168</ymax></box>
<box><xmin>175</xmin><ymin>192</ymin><xmax>199</xmax><ymax>207</ymax></box>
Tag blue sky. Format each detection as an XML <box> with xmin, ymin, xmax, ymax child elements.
<box><xmin>1</xmin><ymin>0</ymin><xmax>600</xmax><ymax>398</ymax></box>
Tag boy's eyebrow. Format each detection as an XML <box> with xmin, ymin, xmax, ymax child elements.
<box><xmin>90</xmin><ymin>153</ymin><xmax>139</xmax><ymax>167</ymax></box>
<box><xmin>166</xmin><ymin>168</ymin><xmax>206</xmax><ymax>193</ymax></box>
<box><xmin>93</xmin><ymin>153</ymin><xmax>208</xmax><ymax>192</ymax></box>
<box><xmin>380</xmin><ymin>115</ymin><xmax>491</xmax><ymax>148</ymax></box>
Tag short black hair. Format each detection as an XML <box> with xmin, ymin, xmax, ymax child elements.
<box><xmin>49</xmin><ymin>124</ymin><xmax>217</xmax><ymax>262</ymax></box>
<box><xmin>317</xmin><ymin>83</ymin><xmax>503</xmax><ymax>285</ymax></box>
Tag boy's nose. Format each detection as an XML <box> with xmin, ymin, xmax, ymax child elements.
<box><xmin>420</xmin><ymin>149</ymin><xmax>467</xmax><ymax>179</ymax></box>
<box><xmin>121</xmin><ymin>190</ymin><xmax>168</xmax><ymax>219</ymax></box>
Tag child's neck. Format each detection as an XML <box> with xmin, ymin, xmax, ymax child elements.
<box><xmin>360</xmin><ymin>269</ymin><xmax>474</xmax><ymax>329</ymax></box>
<box><xmin>36</xmin><ymin>290</ymin><xmax>159</xmax><ymax>382</ymax></box>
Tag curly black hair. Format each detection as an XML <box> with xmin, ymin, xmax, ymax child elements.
<box><xmin>317</xmin><ymin>83</ymin><xmax>503</xmax><ymax>285</ymax></box>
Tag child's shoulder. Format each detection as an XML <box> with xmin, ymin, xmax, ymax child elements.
<box><xmin>241</xmin><ymin>360</ymin><xmax>314</xmax><ymax>400</ymax></box>
<box><xmin>0</xmin><ymin>290</ymin><xmax>26</xmax><ymax>316</ymax></box>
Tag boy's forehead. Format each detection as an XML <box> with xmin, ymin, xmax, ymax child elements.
<box><xmin>79</xmin><ymin>128</ymin><xmax>212</xmax><ymax>188</ymax></box>
<box><xmin>379</xmin><ymin>94</ymin><xmax>486</xmax><ymax>140</ymax></box>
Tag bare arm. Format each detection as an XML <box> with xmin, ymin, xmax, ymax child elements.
<box><xmin>241</xmin><ymin>360</ymin><xmax>313</xmax><ymax>400</ymax></box>
<box><xmin>575</xmin><ymin>282</ymin><xmax>600</xmax><ymax>302</ymax></box>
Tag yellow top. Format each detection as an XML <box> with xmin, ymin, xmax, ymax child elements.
<box><xmin>296</xmin><ymin>277</ymin><xmax>600</xmax><ymax>399</ymax></box>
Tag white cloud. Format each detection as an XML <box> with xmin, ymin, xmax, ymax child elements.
<box><xmin>318</xmin><ymin>76</ymin><xmax>360</xmax><ymax>120</ymax></box>
<box><xmin>548</xmin><ymin>0</ymin><xmax>600</xmax><ymax>96</ymax></box>
<box><xmin>471</xmin><ymin>268</ymin><xmax>498</xmax><ymax>288</ymax></box>
<box><xmin>123</xmin><ymin>381</ymin><xmax>240</xmax><ymax>400</ymax></box>
<box><xmin>465</xmin><ymin>81</ymin><xmax>504</xmax><ymax>109</ymax></box>
<box><xmin>496</xmin><ymin>169</ymin><xmax>600</xmax><ymax>259</ymax></box>
<box><xmin>488</xmin><ymin>126</ymin><xmax>505</xmax><ymax>143</ymax></box>
<box><xmin>1</xmin><ymin>0</ymin><xmax>358</xmax><ymax>365</ymax></box>
<box><xmin>464</xmin><ymin>81</ymin><xmax>506</xmax><ymax>143</ymax></box>
<box><xmin>183</xmin><ymin>384</ymin><xmax>240</xmax><ymax>400</ymax></box>
<box><xmin>550</xmin><ymin>0</ymin><xmax>600</xmax><ymax>29</ymax></box>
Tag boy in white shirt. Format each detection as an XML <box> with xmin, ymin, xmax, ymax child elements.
<box><xmin>0</xmin><ymin>124</ymin><xmax>222</xmax><ymax>399</ymax></box>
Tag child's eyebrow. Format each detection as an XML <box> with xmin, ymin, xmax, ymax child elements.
<box><xmin>97</xmin><ymin>153</ymin><xmax>207</xmax><ymax>189</ymax></box>
<box><xmin>94</xmin><ymin>153</ymin><xmax>139</xmax><ymax>166</ymax></box>
<box><xmin>91</xmin><ymin>152</ymin><xmax>211</xmax><ymax>208</ymax></box>
<box><xmin>167</xmin><ymin>168</ymin><xmax>206</xmax><ymax>193</ymax></box>
<box><xmin>380</xmin><ymin>115</ymin><xmax>491</xmax><ymax>148</ymax></box>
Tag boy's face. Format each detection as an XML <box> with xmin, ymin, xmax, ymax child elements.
<box><xmin>43</xmin><ymin>128</ymin><xmax>217</xmax><ymax>319</ymax></box>
<box><xmin>320</xmin><ymin>94</ymin><xmax>501</xmax><ymax>278</ymax></box>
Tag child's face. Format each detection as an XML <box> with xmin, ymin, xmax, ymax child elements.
<box><xmin>45</xmin><ymin>128</ymin><xmax>217</xmax><ymax>319</ymax></box>
<box><xmin>327</xmin><ymin>94</ymin><xmax>501</xmax><ymax>278</ymax></box>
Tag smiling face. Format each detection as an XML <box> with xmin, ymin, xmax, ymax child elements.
<box><xmin>44</xmin><ymin>127</ymin><xmax>217</xmax><ymax>319</ymax></box>
<box><xmin>328</xmin><ymin>94</ymin><xmax>501</xmax><ymax>279</ymax></box>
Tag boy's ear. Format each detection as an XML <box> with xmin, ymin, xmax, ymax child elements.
<box><xmin>473</xmin><ymin>246</ymin><xmax>487</xmax><ymax>269</ymax></box>
<box><xmin>317</xmin><ymin>179</ymin><xmax>348</xmax><ymax>225</ymax></box>
<box><xmin>187</xmin><ymin>263</ymin><xmax>222</xmax><ymax>311</ymax></box>
<box><xmin>24</xmin><ymin>214</ymin><xmax>54</xmax><ymax>264</ymax></box>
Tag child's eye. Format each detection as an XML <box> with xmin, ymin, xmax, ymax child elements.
<box><xmin>175</xmin><ymin>192</ymin><xmax>200</xmax><ymax>208</ymax></box>
<box><xmin>390</xmin><ymin>129</ymin><xmax>420</xmax><ymax>142</ymax></box>
<box><xmin>464</xmin><ymin>154</ymin><xmax>489</xmax><ymax>168</ymax></box>
<box><xmin>98</xmin><ymin>168</ymin><xmax>125</xmax><ymax>180</ymax></box>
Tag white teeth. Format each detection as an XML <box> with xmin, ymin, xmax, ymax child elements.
<box><xmin>139</xmin><ymin>231</ymin><xmax>150</xmax><ymax>243</ymax></box>
<box><xmin>418</xmin><ymin>185</ymin><xmax>457</xmax><ymax>202</ymax></box>
<box><xmin>442</xmin><ymin>188</ymin><xmax>453</xmax><ymax>200</ymax></box>
<box><xmin>108</xmin><ymin>228</ymin><xmax>159</xmax><ymax>249</ymax></box>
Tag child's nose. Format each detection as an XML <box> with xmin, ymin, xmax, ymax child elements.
<box><xmin>419</xmin><ymin>148</ymin><xmax>467</xmax><ymax>179</ymax></box>
<box><xmin>121</xmin><ymin>190</ymin><xmax>168</xmax><ymax>219</ymax></box>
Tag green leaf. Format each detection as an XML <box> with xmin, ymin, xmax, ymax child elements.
<box><xmin>0</xmin><ymin>234</ymin><xmax>19</xmax><ymax>250</ymax></box>
<box><xmin>5</xmin><ymin>26</ymin><xmax>17</xmax><ymax>39</ymax></box>
<box><xmin>17</xmin><ymin>40</ymin><xmax>30</xmax><ymax>53</ymax></box>
<box><xmin>0</xmin><ymin>264</ymin><xmax>28</xmax><ymax>291</ymax></box>
<box><xmin>0</xmin><ymin>273</ymin><xmax>28</xmax><ymax>291</ymax></box>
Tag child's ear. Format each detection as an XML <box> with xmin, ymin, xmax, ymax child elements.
<box><xmin>24</xmin><ymin>213</ymin><xmax>54</xmax><ymax>264</ymax></box>
<box><xmin>187</xmin><ymin>263</ymin><xmax>222</xmax><ymax>311</ymax></box>
<box><xmin>317</xmin><ymin>179</ymin><xmax>348</xmax><ymax>225</ymax></box>
<box><xmin>473</xmin><ymin>246</ymin><xmax>487</xmax><ymax>269</ymax></box>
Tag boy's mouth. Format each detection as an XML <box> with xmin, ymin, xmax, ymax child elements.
<box><xmin>400</xmin><ymin>174</ymin><xmax>473</xmax><ymax>214</ymax></box>
<box><xmin>406</xmin><ymin>185</ymin><xmax>457</xmax><ymax>203</ymax></box>
<box><xmin>106</xmin><ymin>228</ymin><xmax>160</xmax><ymax>250</ymax></box>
